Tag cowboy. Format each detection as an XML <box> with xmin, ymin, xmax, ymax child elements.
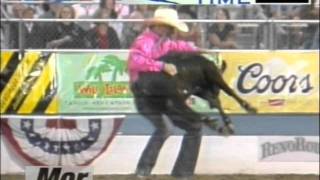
<box><xmin>128</xmin><ymin>7</ymin><xmax>200</xmax><ymax>84</ymax></box>
<box><xmin>128</xmin><ymin>7</ymin><xmax>208</xmax><ymax>180</ymax></box>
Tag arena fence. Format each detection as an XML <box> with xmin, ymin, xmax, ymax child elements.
<box><xmin>1</xmin><ymin>19</ymin><xmax>319</xmax><ymax>50</ymax></box>
<box><xmin>0</xmin><ymin>49</ymin><xmax>319</xmax><ymax>115</ymax></box>
<box><xmin>1</xmin><ymin>4</ymin><xmax>319</xmax><ymax>178</ymax></box>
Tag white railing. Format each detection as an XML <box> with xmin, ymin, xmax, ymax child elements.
<box><xmin>1</xmin><ymin>18</ymin><xmax>318</xmax><ymax>50</ymax></box>
<box><xmin>1</xmin><ymin>18</ymin><xmax>319</xmax><ymax>24</ymax></box>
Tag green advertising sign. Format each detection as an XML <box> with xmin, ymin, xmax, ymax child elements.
<box><xmin>57</xmin><ymin>52</ymin><xmax>219</xmax><ymax>114</ymax></box>
<box><xmin>57</xmin><ymin>53</ymin><xmax>135</xmax><ymax>113</ymax></box>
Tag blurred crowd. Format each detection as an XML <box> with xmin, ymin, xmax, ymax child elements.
<box><xmin>0</xmin><ymin>0</ymin><xmax>319</xmax><ymax>49</ymax></box>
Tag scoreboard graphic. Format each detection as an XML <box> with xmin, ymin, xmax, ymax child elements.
<box><xmin>116</xmin><ymin>0</ymin><xmax>310</xmax><ymax>5</ymax></box>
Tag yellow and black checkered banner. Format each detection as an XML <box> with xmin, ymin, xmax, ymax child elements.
<box><xmin>0</xmin><ymin>52</ymin><xmax>58</xmax><ymax>114</ymax></box>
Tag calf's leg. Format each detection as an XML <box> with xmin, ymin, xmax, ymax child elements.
<box><xmin>205</xmin><ymin>65</ymin><xmax>257</xmax><ymax>114</ymax></box>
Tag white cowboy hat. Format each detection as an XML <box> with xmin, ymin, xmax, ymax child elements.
<box><xmin>146</xmin><ymin>8</ymin><xmax>189</xmax><ymax>33</ymax></box>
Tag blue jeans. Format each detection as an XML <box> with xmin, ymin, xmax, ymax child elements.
<box><xmin>131</xmin><ymin>82</ymin><xmax>202</xmax><ymax>178</ymax></box>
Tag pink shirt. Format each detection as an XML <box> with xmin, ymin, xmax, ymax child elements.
<box><xmin>128</xmin><ymin>30</ymin><xmax>198</xmax><ymax>83</ymax></box>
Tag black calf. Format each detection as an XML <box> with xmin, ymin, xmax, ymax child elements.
<box><xmin>131</xmin><ymin>52</ymin><xmax>257</xmax><ymax>178</ymax></box>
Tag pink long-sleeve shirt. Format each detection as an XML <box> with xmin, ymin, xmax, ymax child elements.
<box><xmin>128</xmin><ymin>30</ymin><xmax>198</xmax><ymax>83</ymax></box>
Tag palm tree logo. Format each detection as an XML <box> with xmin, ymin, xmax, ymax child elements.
<box><xmin>85</xmin><ymin>55</ymin><xmax>127</xmax><ymax>82</ymax></box>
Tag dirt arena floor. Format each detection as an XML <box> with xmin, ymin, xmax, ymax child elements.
<box><xmin>1</xmin><ymin>174</ymin><xmax>319</xmax><ymax>180</ymax></box>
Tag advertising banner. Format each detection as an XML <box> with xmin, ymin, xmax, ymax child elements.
<box><xmin>25</xmin><ymin>166</ymin><xmax>93</xmax><ymax>180</ymax></box>
<box><xmin>1</xmin><ymin>51</ymin><xmax>318</xmax><ymax>114</ymax></box>
<box><xmin>219</xmin><ymin>52</ymin><xmax>319</xmax><ymax>113</ymax></box>
<box><xmin>2</xmin><ymin>135</ymin><xmax>319</xmax><ymax>175</ymax></box>
<box><xmin>258</xmin><ymin>136</ymin><xmax>319</xmax><ymax>162</ymax></box>
<box><xmin>56</xmin><ymin>53</ymin><xmax>135</xmax><ymax>113</ymax></box>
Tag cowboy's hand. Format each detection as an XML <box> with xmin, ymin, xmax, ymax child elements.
<box><xmin>163</xmin><ymin>63</ymin><xmax>177</xmax><ymax>76</ymax></box>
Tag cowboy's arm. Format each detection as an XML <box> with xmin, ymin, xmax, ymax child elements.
<box><xmin>163</xmin><ymin>40</ymin><xmax>199</xmax><ymax>52</ymax></box>
<box><xmin>129</xmin><ymin>37</ymin><xmax>177</xmax><ymax>76</ymax></box>
<box><xmin>164</xmin><ymin>40</ymin><xmax>220</xmax><ymax>58</ymax></box>
<box><xmin>129</xmin><ymin>38</ymin><xmax>164</xmax><ymax>72</ymax></box>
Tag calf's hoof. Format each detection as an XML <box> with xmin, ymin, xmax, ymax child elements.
<box><xmin>242</xmin><ymin>102</ymin><xmax>257</xmax><ymax>114</ymax></box>
<box><xmin>218</xmin><ymin>122</ymin><xmax>235</xmax><ymax>135</ymax></box>
<box><xmin>203</xmin><ymin>117</ymin><xmax>219</xmax><ymax>131</ymax></box>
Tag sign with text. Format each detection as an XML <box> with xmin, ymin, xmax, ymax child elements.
<box><xmin>259</xmin><ymin>136</ymin><xmax>319</xmax><ymax>162</ymax></box>
<box><xmin>219</xmin><ymin>52</ymin><xmax>319</xmax><ymax>113</ymax></box>
<box><xmin>1</xmin><ymin>51</ymin><xmax>318</xmax><ymax>114</ymax></box>
<box><xmin>57</xmin><ymin>53</ymin><xmax>135</xmax><ymax>113</ymax></box>
<box><xmin>26</xmin><ymin>166</ymin><xmax>93</xmax><ymax>180</ymax></box>
<box><xmin>56</xmin><ymin>51</ymin><xmax>319</xmax><ymax>114</ymax></box>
